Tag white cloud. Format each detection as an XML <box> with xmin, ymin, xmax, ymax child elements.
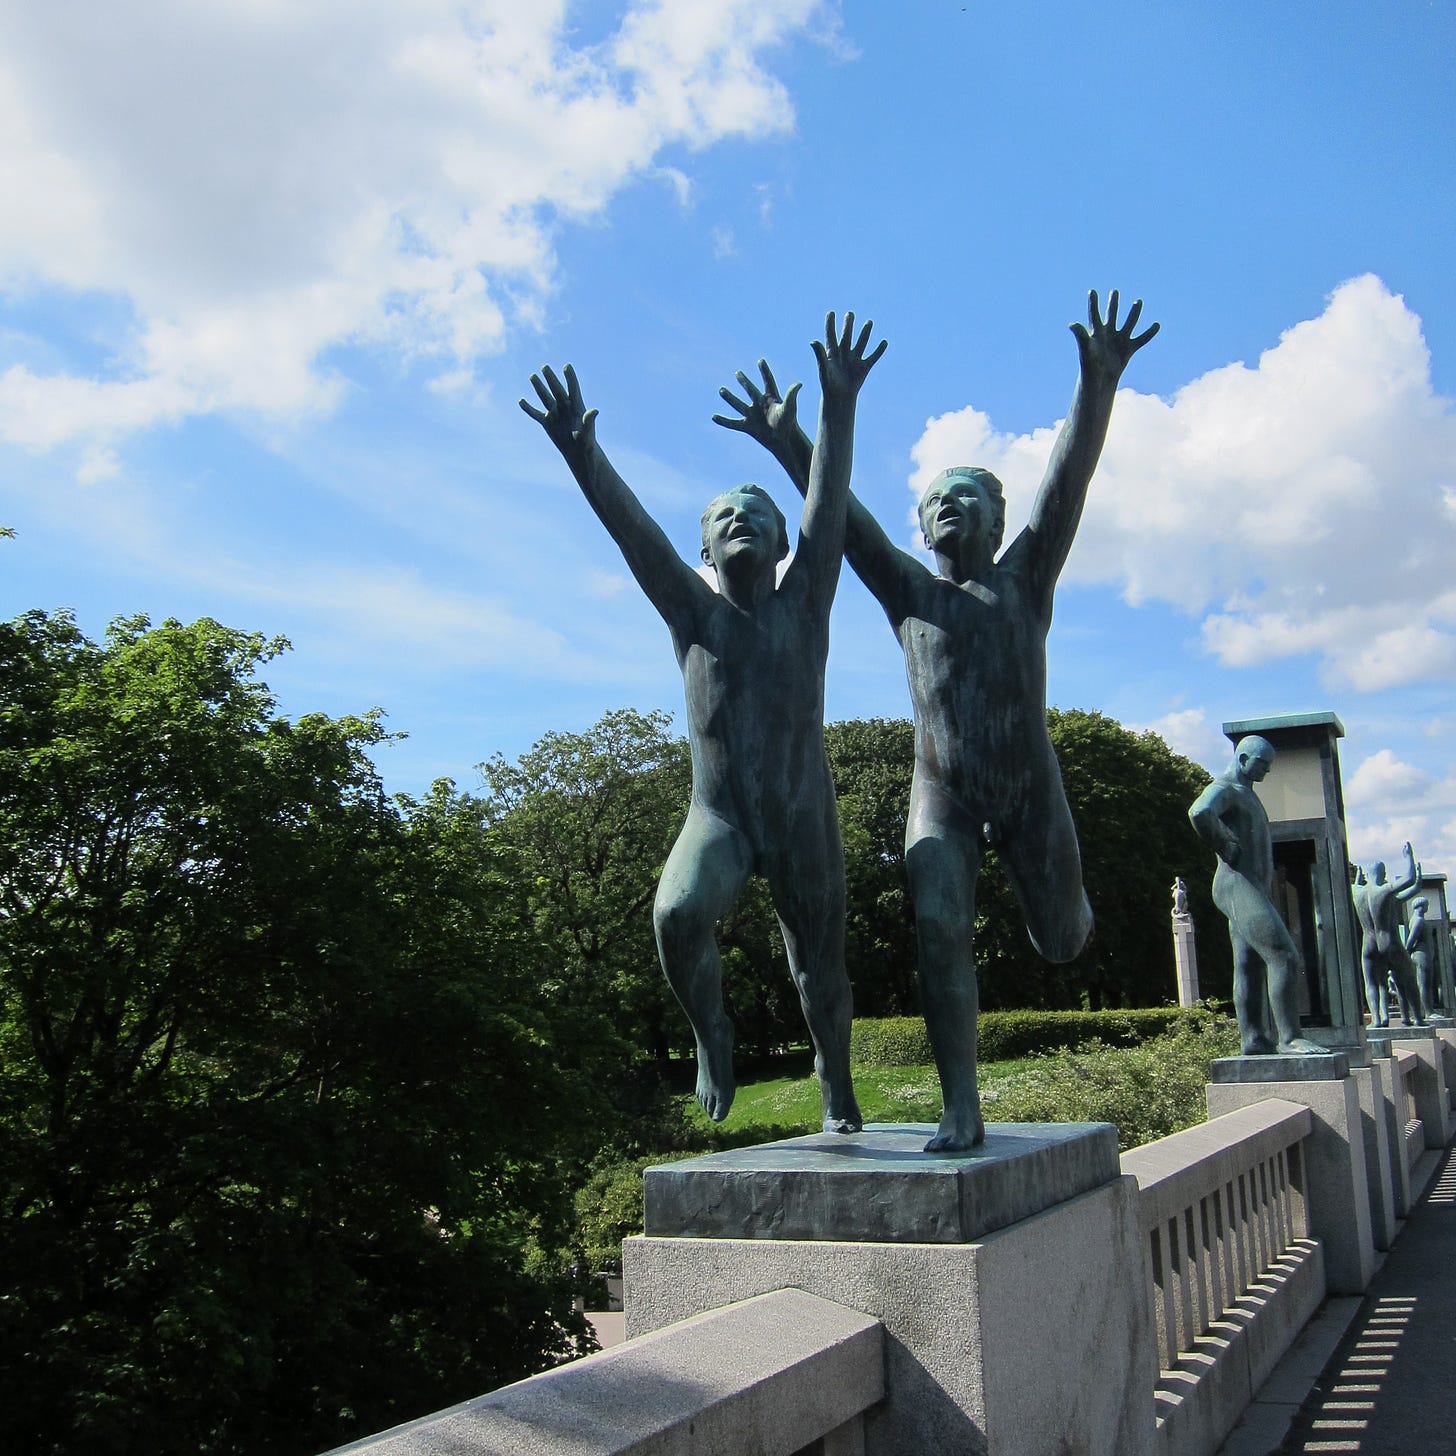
<box><xmin>0</xmin><ymin>0</ymin><xmax>826</xmax><ymax>448</ymax></box>
<box><xmin>1129</xmin><ymin>706</ymin><xmax>1227</xmax><ymax>772</ymax></box>
<box><xmin>585</xmin><ymin>568</ymin><xmax>632</xmax><ymax>599</ymax></box>
<box><xmin>1343</xmin><ymin>748</ymin><xmax>1456</xmax><ymax>869</ymax></box>
<box><xmin>907</xmin><ymin>276</ymin><xmax>1456</xmax><ymax>693</ymax></box>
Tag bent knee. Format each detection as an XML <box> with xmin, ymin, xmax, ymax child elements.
<box><xmin>653</xmin><ymin>891</ymin><xmax>713</xmax><ymax>954</ymax></box>
<box><xmin>1027</xmin><ymin>895</ymin><xmax>1093</xmax><ymax>963</ymax></box>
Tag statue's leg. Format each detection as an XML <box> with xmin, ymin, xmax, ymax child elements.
<box><xmin>652</xmin><ymin>808</ymin><xmax>752</xmax><ymax>1122</ymax></box>
<box><xmin>905</xmin><ymin>786</ymin><xmax>984</xmax><ymax>1153</ymax></box>
<box><xmin>1363</xmin><ymin>948</ymin><xmax>1389</xmax><ymax>1026</ymax></box>
<box><xmin>1417</xmin><ymin>954</ymin><xmax>1437</xmax><ymax>1014</ymax></box>
<box><xmin>1230</xmin><ymin>883</ymin><xmax>1323</xmax><ymax>1053</ymax></box>
<box><xmin>766</xmin><ymin>803</ymin><xmax>861</xmax><ymax>1135</ymax></box>
<box><xmin>998</xmin><ymin>774</ymin><xmax>1093</xmax><ymax>963</ymax></box>
<box><xmin>1392</xmin><ymin>951</ymin><xmax>1426</xmax><ymax>1024</ymax></box>
<box><xmin>1229</xmin><ymin>927</ymin><xmax>1276</xmax><ymax>1054</ymax></box>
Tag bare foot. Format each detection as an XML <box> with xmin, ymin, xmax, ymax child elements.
<box><xmin>821</xmin><ymin>1074</ymin><xmax>863</xmax><ymax>1135</ymax></box>
<box><xmin>694</xmin><ymin>1016</ymin><xmax>736</xmax><ymax>1122</ymax></box>
<box><xmin>923</xmin><ymin>1105</ymin><xmax>985</xmax><ymax>1154</ymax></box>
<box><xmin>1242</xmin><ymin>1036</ymin><xmax>1276</xmax><ymax>1055</ymax></box>
<box><xmin>1277</xmin><ymin>1037</ymin><xmax>1333</xmax><ymax>1055</ymax></box>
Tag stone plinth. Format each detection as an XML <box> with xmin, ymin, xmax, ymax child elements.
<box><xmin>1349</xmin><ymin>1065</ymin><xmax>1397</xmax><ymax>1249</ymax></box>
<box><xmin>627</xmin><ymin>1124</ymin><xmax>1155</xmax><ymax>1456</ymax></box>
<box><xmin>1366</xmin><ymin>1048</ymin><xmax>1413</xmax><ymax>1217</ymax></box>
<box><xmin>1210</xmin><ymin>1053</ymin><xmax>1349</xmax><ymax>1084</ymax></box>
<box><xmin>1391</xmin><ymin>1034</ymin><xmax>1452</xmax><ymax>1148</ymax></box>
<box><xmin>643</xmin><ymin>1121</ymin><xmax>1119</xmax><ymax>1245</ymax></box>
<box><xmin>1206</xmin><ymin>1072</ymin><xmax>1375</xmax><ymax>1294</ymax></box>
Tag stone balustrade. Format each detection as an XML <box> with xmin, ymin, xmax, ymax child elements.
<box><xmin>325</xmin><ymin>1287</ymin><xmax>883</xmax><ymax>1456</ymax></box>
<box><xmin>328</xmin><ymin>1073</ymin><xmax>1451</xmax><ymax>1456</ymax></box>
<box><xmin>1122</xmin><ymin>1099</ymin><xmax>1323</xmax><ymax>1456</ymax></box>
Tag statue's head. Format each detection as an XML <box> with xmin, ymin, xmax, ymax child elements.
<box><xmin>700</xmin><ymin>484</ymin><xmax>790</xmax><ymax>577</ymax></box>
<box><xmin>1234</xmin><ymin>734</ymin><xmax>1275</xmax><ymax>783</ymax></box>
<box><xmin>1372</xmin><ymin>861</ymin><xmax>1388</xmax><ymax>885</ymax></box>
<box><xmin>1413</xmin><ymin>896</ymin><xmax>1429</xmax><ymax>913</ymax></box>
<box><xmin>918</xmin><ymin>467</ymin><xmax>1005</xmax><ymax>555</ymax></box>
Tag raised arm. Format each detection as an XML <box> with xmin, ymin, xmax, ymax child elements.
<box><xmin>1021</xmin><ymin>289</ymin><xmax>1159</xmax><ymax>607</ymax></box>
<box><xmin>787</xmin><ymin>311</ymin><xmax>887</xmax><ymax>601</ymax></box>
<box><xmin>521</xmin><ymin>364</ymin><xmax>706</xmax><ymax>633</ymax></box>
<box><xmin>1393</xmin><ymin>841</ymin><xmax>1422</xmax><ymax>899</ymax></box>
<box><xmin>714</xmin><ymin>351</ymin><xmax>924</xmax><ymax>617</ymax></box>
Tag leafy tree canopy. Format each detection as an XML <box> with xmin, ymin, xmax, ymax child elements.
<box><xmin>0</xmin><ymin>611</ymin><xmax>592</xmax><ymax>1456</ymax></box>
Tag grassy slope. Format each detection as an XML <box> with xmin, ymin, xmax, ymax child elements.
<box><xmin>684</xmin><ymin>1058</ymin><xmax>1042</xmax><ymax>1137</ymax></box>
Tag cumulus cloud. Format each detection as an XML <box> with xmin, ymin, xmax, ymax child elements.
<box><xmin>1128</xmin><ymin>705</ymin><xmax>1227</xmax><ymax>773</ymax></box>
<box><xmin>908</xmin><ymin>276</ymin><xmax>1456</xmax><ymax>693</ymax></box>
<box><xmin>0</xmin><ymin>0</ymin><xmax>828</xmax><ymax>448</ymax></box>
<box><xmin>1342</xmin><ymin>748</ymin><xmax>1456</xmax><ymax>869</ymax></box>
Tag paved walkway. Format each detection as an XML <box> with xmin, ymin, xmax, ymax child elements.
<box><xmin>1272</xmin><ymin>1145</ymin><xmax>1456</xmax><ymax>1453</ymax></box>
<box><xmin>1216</xmin><ymin>1144</ymin><xmax>1456</xmax><ymax>1455</ymax></box>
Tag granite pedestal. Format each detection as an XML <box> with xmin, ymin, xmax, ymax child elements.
<box><xmin>1206</xmin><ymin>1064</ymin><xmax>1375</xmax><ymax>1294</ymax></box>
<box><xmin>1367</xmin><ymin>1047</ymin><xmax>1414</xmax><ymax>1217</ymax></box>
<box><xmin>1433</xmin><ymin>1026</ymin><xmax>1456</xmax><ymax>1112</ymax></box>
<box><xmin>625</xmin><ymin>1123</ymin><xmax>1155</xmax><ymax>1456</ymax></box>
<box><xmin>1370</xmin><ymin>1029</ymin><xmax>1453</xmax><ymax>1148</ymax></box>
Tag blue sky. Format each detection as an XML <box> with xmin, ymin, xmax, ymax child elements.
<box><xmin>2</xmin><ymin>1</ymin><xmax>1454</xmax><ymax>864</ymax></box>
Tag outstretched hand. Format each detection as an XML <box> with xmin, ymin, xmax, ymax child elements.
<box><xmin>1071</xmin><ymin>289</ymin><xmax>1159</xmax><ymax>387</ymax></box>
<box><xmin>712</xmin><ymin>359</ymin><xmax>802</xmax><ymax>462</ymax></box>
<box><xmin>813</xmin><ymin>310</ymin><xmax>888</xmax><ymax>401</ymax></box>
<box><xmin>520</xmin><ymin>363</ymin><xmax>597</xmax><ymax>459</ymax></box>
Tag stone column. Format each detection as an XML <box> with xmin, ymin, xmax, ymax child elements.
<box><xmin>1206</xmin><ymin>1054</ymin><xmax>1375</xmax><ymax>1294</ymax></box>
<box><xmin>624</xmin><ymin>1123</ymin><xmax>1156</xmax><ymax>1456</ymax></box>
<box><xmin>1172</xmin><ymin>912</ymin><xmax>1199</xmax><ymax>1007</ymax></box>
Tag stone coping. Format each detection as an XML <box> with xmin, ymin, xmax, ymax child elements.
<box><xmin>1210</xmin><ymin>1052</ymin><xmax>1349</xmax><ymax>1083</ymax></box>
<box><xmin>643</xmin><ymin>1121</ymin><xmax>1119</xmax><ymax>1244</ymax></box>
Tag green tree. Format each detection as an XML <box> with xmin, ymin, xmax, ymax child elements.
<box><xmin>482</xmin><ymin>711</ymin><xmax>812</xmax><ymax>1070</ymax></box>
<box><xmin>823</xmin><ymin>718</ymin><xmax>917</xmax><ymax>1017</ymax></box>
<box><xmin>0</xmin><ymin>611</ymin><xmax>590</xmax><ymax>1456</ymax></box>
<box><xmin>480</xmin><ymin>708</ymin><xmax>691</xmax><ymax>1069</ymax></box>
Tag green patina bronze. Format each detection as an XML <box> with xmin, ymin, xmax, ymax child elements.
<box><xmin>715</xmin><ymin>290</ymin><xmax>1157</xmax><ymax>1151</ymax></box>
<box><xmin>521</xmin><ymin>312</ymin><xmax>885</xmax><ymax>1134</ymax></box>
<box><xmin>1189</xmin><ymin>737</ymin><xmax>1331</xmax><ymax>1056</ymax></box>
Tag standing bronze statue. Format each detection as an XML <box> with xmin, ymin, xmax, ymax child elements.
<box><xmin>1352</xmin><ymin>844</ymin><xmax>1425</xmax><ymax>1026</ymax></box>
<box><xmin>715</xmin><ymin>290</ymin><xmax>1156</xmax><ymax>1150</ymax></box>
<box><xmin>1188</xmin><ymin>736</ymin><xmax>1328</xmax><ymax>1056</ymax></box>
<box><xmin>522</xmin><ymin>313</ymin><xmax>885</xmax><ymax>1133</ymax></box>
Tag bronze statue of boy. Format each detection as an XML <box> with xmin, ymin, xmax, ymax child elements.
<box><xmin>715</xmin><ymin>290</ymin><xmax>1156</xmax><ymax>1149</ymax></box>
<box><xmin>522</xmin><ymin>313</ymin><xmax>885</xmax><ymax>1133</ymax></box>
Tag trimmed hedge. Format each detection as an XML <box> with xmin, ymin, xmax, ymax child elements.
<box><xmin>850</xmin><ymin>1006</ymin><xmax>1220</xmax><ymax>1068</ymax></box>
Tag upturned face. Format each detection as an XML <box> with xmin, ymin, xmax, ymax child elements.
<box><xmin>919</xmin><ymin>477</ymin><xmax>998</xmax><ymax>551</ymax></box>
<box><xmin>701</xmin><ymin>489</ymin><xmax>784</xmax><ymax>576</ymax></box>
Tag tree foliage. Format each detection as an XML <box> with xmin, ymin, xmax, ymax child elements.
<box><xmin>0</xmin><ymin>611</ymin><xmax>592</xmax><ymax>1456</ymax></box>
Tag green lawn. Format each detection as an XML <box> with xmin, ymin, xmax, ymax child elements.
<box><xmin>683</xmin><ymin>1058</ymin><xmax>1042</xmax><ymax>1137</ymax></box>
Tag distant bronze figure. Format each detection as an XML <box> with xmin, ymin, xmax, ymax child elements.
<box><xmin>1401</xmin><ymin>896</ymin><xmax>1437</xmax><ymax>1018</ymax></box>
<box><xmin>1189</xmin><ymin>736</ymin><xmax>1328</xmax><ymax>1056</ymax></box>
<box><xmin>717</xmin><ymin>290</ymin><xmax>1156</xmax><ymax>1149</ymax></box>
<box><xmin>1352</xmin><ymin>844</ymin><xmax>1425</xmax><ymax>1027</ymax></box>
<box><xmin>522</xmin><ymin>312</ymin><xmax>885</xmax><ymax>1132</ymax></box>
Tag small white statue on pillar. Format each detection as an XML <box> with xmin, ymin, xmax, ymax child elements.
<box><xmin>1171</xmin><ymin>875</ymin><xmax>1199</xmax><ymax>1006</ymax></box>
